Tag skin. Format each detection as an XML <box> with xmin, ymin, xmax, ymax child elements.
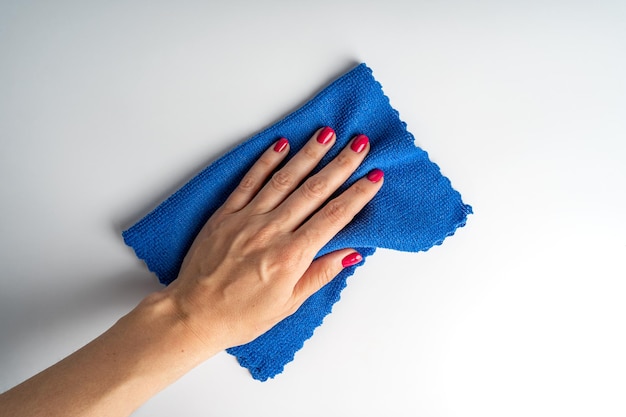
<box><xmin>0</xmin><ymin>127</ymin><xmax>383</xmax><ymax>417</ymax></box>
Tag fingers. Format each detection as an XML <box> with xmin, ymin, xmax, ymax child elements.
<box><xmin>247</xmin><ymin>127</ymin><xmax>336</xmax><ymax>213</ymax></box>
<box><xmin>223</xmin><ymin>128</ymin><xmax>379</xmax><ymax>239</ymax></box>
<box><xmin>292</xmin><ymin>249</ymin><xmax>363</xmax><ymax>304</ymax></box>
<box><xmin>294</xmin><ymin>169</ymin><xmax>384</xmax><ymax>256</ymax></box>
<box><xmin>221</xmin><ymin>138</ymin><xmax>290</xmax><ymax>213</ymax></box>
<box><xmin>276</xmin><ymin>134</ymin><xmax>371</xmax><ymax>230</ymax></box>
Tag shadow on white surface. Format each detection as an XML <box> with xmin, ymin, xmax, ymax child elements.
<box><xmin>0</xmin><ymin>269</ymin><xmax>162</xmax><ymax>386</ymax></box>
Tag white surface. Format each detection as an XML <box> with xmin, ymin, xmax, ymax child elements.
<box><xmin>1</xmin><ymin>0</ymin><xmax>625</xmax><ymax>415</ymax></box>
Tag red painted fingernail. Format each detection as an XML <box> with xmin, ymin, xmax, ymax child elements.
<box><xmin>341</xmin><ymin>252</ymin><xmax>363</xmax><ymax>268</ymax></box>
<box><xmin>350</xmin><ymin>134</ymin><xmax>369</xmax><ymax>153</ymax></box>
<box><xmin>273</xmin><ymin>137</ymin><xmax>289</xmax><ymax>153</ymax></box>
<box><xmin>367</xmin><ymin>168</ymin><xmax>384</xmax><ymax>183</ymax></box>
<box><xmin>317</xmin><ymin>126</ymin><xmax>335</xmax><ymax>144</ymax></box>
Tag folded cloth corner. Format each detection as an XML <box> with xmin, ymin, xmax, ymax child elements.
<box><xmin>122</xmin><ymin>63</ymin><xmax>472</xmax><ymax>381</ymax></box>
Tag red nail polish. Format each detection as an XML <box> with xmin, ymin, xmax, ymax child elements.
<box><xmin>317</xmin><ymin>126</ymin><xmax>335</xmax><ymax>145</ymax></box>
<box><xmin>273</xmin><ymin>137</ymin><xmax>289</xmax><ymax>153</ymax></box>
<box><xmin>341</xmin><ymin>252</ymin><xmax>363</xmax><ymax>268</ymax></box>
<box><xmin>367</xmin><ymin>168</ymin><xmax>384</xmax><ymax>183</ymax></box>
<box><xmin>351</xmin><ymin>134</ymin><xmax>369</xmax><ymax>153</ymax></box>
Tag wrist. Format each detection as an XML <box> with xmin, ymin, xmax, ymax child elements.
<box><xmin>129</xmin><ymin>290</ymin><xmax>224</xmax><ymax>363</ymax></box>
<box><xmin>0</xmin><ymin>291</ymin><xmax>222</xmax><ymax>417</ymax></box>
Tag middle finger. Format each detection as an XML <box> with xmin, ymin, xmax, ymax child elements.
<box><xmin>274</xmin><ymin>133</ymin><xmax>370</xmax><ymax>230</ymax></box>
<box><xmin>248</xmin><ymin>126</ymin><xmax>336</xmax><ymax>213</ymax></box>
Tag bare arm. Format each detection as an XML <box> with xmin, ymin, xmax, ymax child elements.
<box><xmin>0</xmin><ymin>127</ymin><xmax>384</xmax><ymax>417</ymax></box>
<box><xmin>0</xmin><ymin>294</ymin><xmax>210</xmax><ymax>417</ymax></box>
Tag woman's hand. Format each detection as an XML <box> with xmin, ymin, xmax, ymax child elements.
<box><xmin>163</xmin><ymin>126</ymin><xmax>384</xmax><ymax>353</ymax></box>
<box><xmin>0</xmin><ymin>127</ymin><xmax>384</xmax><ymax>417</ymax></box>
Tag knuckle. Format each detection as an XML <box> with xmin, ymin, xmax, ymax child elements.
<box><xmin>255</xmin><ymin>221</ymin><xmax>281</xmax><ymax>243</ymax></box>
<box><xmin>256</xmin><ymin>154</ymin><xmax>274</xmax><ymax>169</ymax></box>
<box><xmin>323</xmin><ymin>199</ymin><xmax>348</xmax><ymax>225</ymax></box>
<box><xmin>270</xmin><ymin>170</ymin><xmax>294</xmax><ymax>192</ymax></box>
<box><xmin>238</xmin><ymin>174</ymin><xmax>257</xmax><ymax>191</ymax></box>
<box><xmin>298</xmin><ymin>226</ymin><xmax>320</xmax><ymax>247</ymax></box>
<box><xmin>317</xmin><ymin>265</ymin><xmax>336</xmax><ymax>289</ymax></box>
<box><xmin>352</xmin><ymin>181</ymin><xmax>369</xmax><ymax>196</ymax></box>
<box><xmin>334</xmin><ymin>152</ymin><xmax>352</xmax><ymax>168</ymax></box>
<box><xmin>302</xmin><ymin>145</ymin><xmax>319</xmax><ymax>161</ymax></box>
<box><xmin>301</xmin><ymin>176</ymin><xmax>327</xmax><ymax>200</ymax></box>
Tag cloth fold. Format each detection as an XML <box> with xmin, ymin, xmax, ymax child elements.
<box><xmin>122</xmin><ymin>63</ymin><xmax>472</xmax><ymax>381</ymax></box>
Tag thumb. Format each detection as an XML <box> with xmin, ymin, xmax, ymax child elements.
<box><xmin>292</xmin><ymin>249</ymin><xmax>363</xmax><ymax>304</ymax></box>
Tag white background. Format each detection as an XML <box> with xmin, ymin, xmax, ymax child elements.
<box><xmin>1</xmin><ymin>0</ymin><xmax>625</xmax><ymax>416</ymax></box>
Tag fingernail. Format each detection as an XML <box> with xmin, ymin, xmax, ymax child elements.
<box><xmin>341</xmin><ymin>252</ymin><xmax>363</xmax><ymax>268</ymax></box>
<box><xmin>317</xmin><ymin>126</ymin><xmax>335</xmax><ymax>145</ymax></box>
<box><xmin>367</xmin><ymin>168</ymin><xmax>384</xmax><ymax>183</ymax></box>
<box><xmin>273</xmin><ymin>137</ymin><xmax>289</xmax><ymax>153</ymax></box>
<box><xmin>350</xmin><ymin>134</ymin><xmax>369</xmax><ymax>153</ymax></box>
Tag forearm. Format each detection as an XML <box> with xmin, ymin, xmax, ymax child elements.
<box><xmin>0</xmin><ymin>291</ymin><xmax>216</xmax><ymax>417</ymax></box>
<box><xmin>0</xmin><ymin>127</ymin><xmax>382</xmax><ymax>415</ymax></box>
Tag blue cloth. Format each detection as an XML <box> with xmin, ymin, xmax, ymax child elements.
<box><xmin>122</xmin><ymin>63</ymin><xmax>472</xmax><ymax>381</ymax></box>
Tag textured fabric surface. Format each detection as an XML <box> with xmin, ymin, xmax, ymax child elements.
<box><xmin>122</xmin><ymin>63</ymin><xmax>472</xmax><ymax>381</ymax></box>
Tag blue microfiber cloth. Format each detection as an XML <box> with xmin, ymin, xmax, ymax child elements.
<box><xmin>122</xmin><ymin>63</ymin><xmax>472</xmax><ymax>381</ymax></box>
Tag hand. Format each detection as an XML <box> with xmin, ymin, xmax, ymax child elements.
<box><xmin>0</xmin><ymin>127</ymin><xmax>384</xmax><ymax>417</ymax></box>
<box><xmin>163</xmin><ymin>127</ymin><xmax>384</xmax><ymax>353</ymax></box>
